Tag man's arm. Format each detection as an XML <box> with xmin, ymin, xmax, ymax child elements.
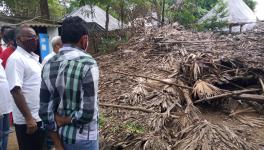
<box><xmin>39</xmin><ymin>74</ymin><xmax>64</xmax><ymax>149</ymax></box>
<box><xmin>11</xmin><ymin>87</ymin><xmax>37</xmax><ymax>134</ymax></box>
<box><xmin>52</xmin><ymin>65</ymin><xmax>99</xmax><ymax>127</ymax></box>
<box><xmin>6</xmin><ymin>57</ymin><xmax>37</xmax><ymax>134</ymax></box>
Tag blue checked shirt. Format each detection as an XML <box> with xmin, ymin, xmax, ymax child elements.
<box><xmin>39</xmin><ymin>45</ymin><xmax>99</xmax><ymax>144</ymax></box>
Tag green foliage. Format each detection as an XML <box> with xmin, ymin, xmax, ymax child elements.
<box><xmin>97</xmin><ymin>35</ymin><xmax>129</xmax><ymax>54</ymax></box>
<box><xmin>48</xmin><ymin>0</ymin><xmax>66</xmax><ymax>19</ymax></box>
<box><xmin>197</xmin><ymin>0</ymin><xmax>228</xmax><ymax>31</ymax></box>
<box><xmin>104</xmin><ymin>120</ymin><xmax>144</xmax><ymax>134</ymax></box>
<box><xmin>0</xmin><ymin>0</ymin><xmax>66</xmax><ymax>19</ymax></box>
<box><xmin>243</xmin><ymin>0</ymin><xmax>257</xmax><ymax>11</ymax></box>
<box><xmin>75</xmin><ymin>0</ymin><xmax>152</xmax><ymax>24</ymax></box>
<box><xmin>172</xmin><ymin>0</ymin><xmax>228</xmax><ymax>31</ymax></box>
<box><xmin>123</xmin><ymin>122</ymin><xmax>145</xmax><ymax>134</ymax></box>
<box><xmin>0</xmin><ymin>0</ymin><xmax>41</xmax><ymax>17</ymax></box>
<box><xmin>197</xmin><ymin>16</ymin><xmax>228</xmax><ymax>31</ymax></box>
<box><xmin>172</xmin><ymin>0</ymin><xmax>218</xmax><ymax>27</ymax></box>
<box><xmin>66</xmin><ymin>0</ymin><xmax>80</xmax><ymax>13</ymax></box>
<box><xmin>173</xmin><ymin>2</ymin><xmax>197</xmax><ymax>27</ymax></box>
<box><xmin>99</xmin><ymin>113</ymin><xmax>106</xmax><ymax>127</ymax></box>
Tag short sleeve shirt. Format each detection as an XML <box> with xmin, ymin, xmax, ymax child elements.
<box><xmin>5</xmin><ymin>46</ymin><xmax>42</xmax><ymax>124</ymax></box>
<box><xmin>0</xmin><ymin>59</ymin><xmax>12</xmax><ymax>115</ymax></box>
<box><xmin>41</xmin><ymin>51</ymin><xmax>56</xmax><ymax>66</ymax></box>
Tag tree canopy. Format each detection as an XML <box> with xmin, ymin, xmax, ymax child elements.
<box><xmin>0</xmin><ymin>0</ymin><xmax>257</xmax><ymax>29</ymax></box>
<box><xmin>0</xmin><ymin>0</ymin><xmax>66</xmax><ymax>19</ymax></box>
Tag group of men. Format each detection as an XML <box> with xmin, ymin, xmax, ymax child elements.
<box><xmin>0</xmin><ymin>16</ymin><xmax>99</xmax><ymax>150</ymax></box>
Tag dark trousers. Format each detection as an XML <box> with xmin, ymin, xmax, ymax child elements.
<box><xmin>14</xmin><ymin>122</ymin><xmax>46</xmax><ymax>150</ymax></box>
<box><xmin>0</xmin><ymin>114</ymin><xmax>10</xmax><ymax>150</ymax></box>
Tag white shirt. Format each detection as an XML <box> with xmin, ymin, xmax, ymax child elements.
<box><xmin>0</xmin><ymin>59</ymin><xmax>12</xmax><ymax>115</ymax></box>
<box><xmin>41</xmin><ymin>51</ymin><xmax>56</xmax><ymax>66</ymax></box>
<box><xmin>6</xmin><ymin>46</ymin><xmax>42</xmax><ymax>124</ymax></box>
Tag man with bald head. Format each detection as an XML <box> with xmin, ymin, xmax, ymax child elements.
<box><xmin>42</xmin><ymin>36</ymin><xmax>62</xmax><ymax>66</ymax></box>
<box><xmin>5</xmin><ymin>25</ymin><xmax>46</xmax><ymax>150</ymax></box>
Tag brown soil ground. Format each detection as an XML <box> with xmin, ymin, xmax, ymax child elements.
<box><xmin>7</xmin><ymin>112</ymin><xmax>264</xmax><ymax>149</ymax></box>
<box><xmin>8</xmin><ymin>130</ymin><xmax>18</xmax><ymax>150</ymax></box>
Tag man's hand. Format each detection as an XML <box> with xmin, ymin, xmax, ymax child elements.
<box><xmin>55</xmin><ymin>114</ymin><xmax>71</xmax><ymax>127</ymax></box>
<box><xmin>25</xmin><ymin>117</ymin><xmax>38</xmax><ymax>134</ymax></box>
<box><xmin>49</xmin><ymin>131</ymin><xmax>64</xmax><ymax>150</ymax></box>
<box><xmin>11</xmin><ymin>86</ymin><xmax>37</xmax><ymax>134</ymax></box>
<box><xmin>54</xmin><ymin>144</ymin><xmax>64</xmax><ymax>150</ymax></box>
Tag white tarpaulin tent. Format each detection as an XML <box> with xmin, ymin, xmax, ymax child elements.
<box><xmin>255</xmin><ymin>0</ymin><xmax>264</xmax><ymax>21</ymax></box>
<box><xmin>66</xmin><ymin>5</ymin><xmax>122</xmax><ymax>31</ymax></box>
<box><xmin>200</xmin><ymin>0</ymin><xmax>257</xmax><ymax>32</ymax></box>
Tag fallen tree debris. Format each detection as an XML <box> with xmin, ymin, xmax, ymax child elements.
<box><xmin>99</xmin><ymin>103</ymin><xmax>183</xmax><ymax>118</ymax></box>
<box><xmin>114</xmin><ymin>71</ymin><xmax>193</xmax><ymax>89</ymax></box>
<box><xmin>172</xmin><ymin>120</ymin><xmax>257</xmax><ymax>150</ymax></box>
<box><xmin>194</xmin><ymin>89</ymin><xmax>261</xmax><ymax>103</ymax></box>
<box><xmin>98</xmin><ymin>24</ymin><xmax>264</xmax><ymax>149</ymax></box>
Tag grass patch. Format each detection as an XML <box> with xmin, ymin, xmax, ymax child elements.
<box><xmin>123</xmin><ymin>122</ymin><xmax>145</xmax><ymax>134</ymax></box>
<box><xmin>99</xmin><ymin>113</ymin><xmax>106</xmax><ymax>128</ymax></box>
<box><xmin>98</xmin><ymin>35</ymin><xmax>129</xmax><ymax>54</ymax></box>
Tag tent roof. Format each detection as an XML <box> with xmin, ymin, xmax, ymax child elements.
<box><xmin>255</xmin><ymin>0</ymin><xmax>264</xmax><ymax>21</ymax></box>
<box><xmin>66</xmin><ymin>5</ymin><xmax>122</xmax><ymax>31</ymax></box>
<box><xmin>200</xmin><ymin>0</ymin><xmax>257</xmax><ymax>24</ymax></box>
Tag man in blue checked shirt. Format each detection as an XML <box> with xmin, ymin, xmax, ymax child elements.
<box><xmin>39</xmin><ymin>16</ymin><xmax>99</xmax><ymax>150</ymax></box>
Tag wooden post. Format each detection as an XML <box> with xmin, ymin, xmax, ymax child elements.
<box><xmin>229</xmin><ymin>24</ymin><xmax>232</xmax><ymax>33</ymax></box>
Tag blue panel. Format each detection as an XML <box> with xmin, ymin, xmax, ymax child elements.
<box><xmin>39</xmin><ymin>33</ymin><xmax>50</xmax><ymax>61</ymax></box>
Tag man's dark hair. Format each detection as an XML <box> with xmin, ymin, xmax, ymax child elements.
<box><xmin>1</xmin><ymin>25</ymin><xmax>12</xmax><ymax>34</ymax></box>
<box><xmin>61</xmin><ymin>16</ymin><xmax>88</xmax><ymax>44</ymax></box>
<box><xmin>3</xmin><ymin>27</ymin><xmax>15</xmax><ymax>43</ymax></box>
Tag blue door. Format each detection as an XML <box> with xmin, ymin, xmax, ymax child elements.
<box><xmin>39</xmin><ymin>34</ymin><xmax>50</xmax><ymax>61</ymax></box>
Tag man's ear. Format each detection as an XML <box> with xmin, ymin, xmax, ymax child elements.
<box><xmin>17</xmin><ymin>37</ymin><xmax>22</xmax><ymax>42</ymax></box>
<box><xmin>81</xmin><ymin>35</ymin><xmax>88</xmax><ymax>49</ymax></box>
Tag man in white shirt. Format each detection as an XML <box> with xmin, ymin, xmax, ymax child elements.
<box><xmin>0</xmin><ymin>59</ymin><xmax>12</xmax><ymax>150</ymax></box>
<box><xmin>6</xmin><ymin>25</ymin><xmax>46</xmax><ymax>150</ymax></box>
<box><xmin>42</xmin><ymin>36</ymin><xmax>62</xmax><ymax>66</ymax></box>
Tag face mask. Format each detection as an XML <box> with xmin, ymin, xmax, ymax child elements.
<box><xmin>21</xmin><ymin>38</ymin><xmax>38</xmax><ymax>52</ymax></box>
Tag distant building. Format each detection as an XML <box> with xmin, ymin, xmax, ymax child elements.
<box><xmin>64</xmin><ymin>5</ymin><xmax>123</xmax><ymax>32</ymax></box>
<box><xmin>199</xmin><ymin>0</ymin><xmax>258</xmax><ymax>32</ymax></box>
<box><xmin>0</xmin><ymin>15</ymin><xmax>60</xmax><ymax>60</ymax></box>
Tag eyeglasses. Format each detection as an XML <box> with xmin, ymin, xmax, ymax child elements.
<box><xmin>21</xmin><ymin>35</ymin><xmax>38</xmax><ymax>40</ymax></box>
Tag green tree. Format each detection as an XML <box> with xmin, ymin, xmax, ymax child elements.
<box><xmin>78</xmin><ymin>0</ymin><xmax>112</xmax><ymax>30</ymax></box>
<box><xmin>243</xmin><ymin>0</ymin><xmax>257</xmax><ymax>11</ymax></box>
<box><xmin>0</xmin><ymin>0</ymin><xmax>65</xmax><ymax>20</ymax></box>
<box><xmin>76</xmin><ymin>0</ymin><xmax>152</xmax><ymax>30</ymax></box>
<box><xmin>197</xmin><ymin>0</ymin><xmax>228</xmax><ymax>31</ymax></box>
<box><xmin>171</xmin><ymin>0</ymin><xmax>220</xmax><ymax>28</ymax></box>
<box><xmin>0</xmin><ymin>0</ymin><xmax>40</xmax><ymax>17</ymax></box>
<box><xmin>40</xmin><ymin>0</ymin><xmax>50</xmax><ymax>19</ymax></box>
<box><xmin>48</xmin><ymin>0</ymin><xmax>67</xmax><ymax>19</ymax></box>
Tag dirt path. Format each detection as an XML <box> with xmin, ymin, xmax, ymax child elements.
<box><xmin>8</xmin><ymin>131</ymin><xmax>18</xmax><ymax>150</ymax></box>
